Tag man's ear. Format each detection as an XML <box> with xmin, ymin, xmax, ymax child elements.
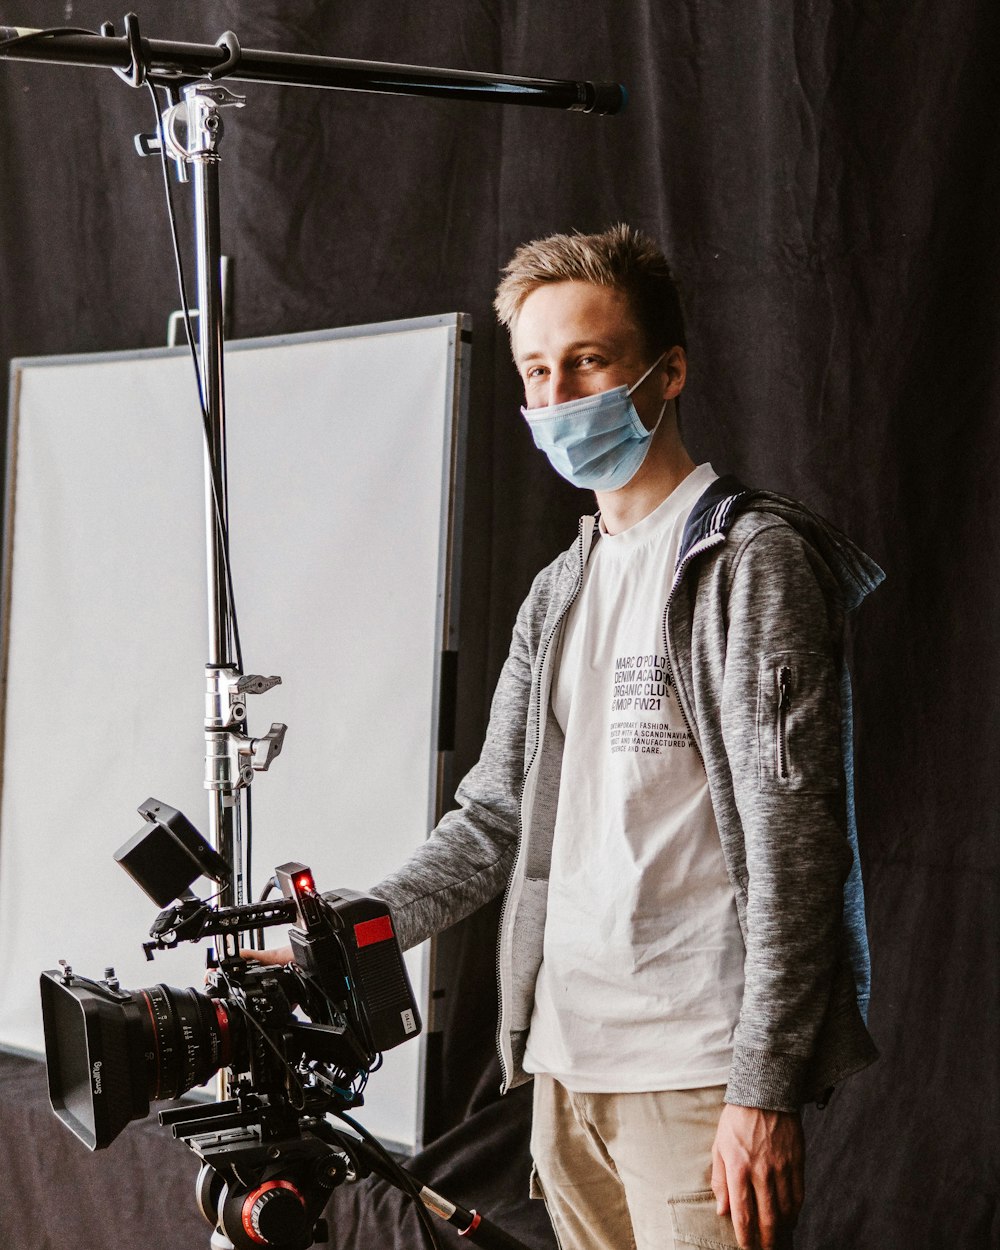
<box><xmin>659</xmin><ymin>346</ymin><xmax>687</xmax><ymax>402</ymax></box>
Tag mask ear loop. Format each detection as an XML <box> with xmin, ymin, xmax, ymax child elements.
<box><xmin>626</xmin><ymin>350</ymin><xmax>667</xmax><ymax>397</ymax></box>
<box><xmin>626</xmin><ymin>352</ymin><xmax>668</xmax><ymax>441</ymax></box>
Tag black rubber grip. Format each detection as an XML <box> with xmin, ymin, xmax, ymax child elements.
<box><xmin>586</xmin><ymin>80</ymin><xmax>628</xmax><ymax>114</ymax></box>
<box><xmin>460</xmin><ymin>1213</ymin><xmax>534</xmax><ymax>1250</ymax></box>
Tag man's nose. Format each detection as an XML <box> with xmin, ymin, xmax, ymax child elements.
<box><xmin>547</xmin><ymin>369</ymin><xmax>581</xmax><ymax>406</ymax></box>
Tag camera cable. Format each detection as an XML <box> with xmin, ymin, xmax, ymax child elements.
<box><xmin>332</xmin><ymin>1109</ymin><xmax>444</xmax><ymax>1250</ymax></box>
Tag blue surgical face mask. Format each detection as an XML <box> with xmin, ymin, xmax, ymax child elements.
<box><xmin>521</xmin><ymin>353</ymin><xmax>666</xmax><ymax>492</ymax></box>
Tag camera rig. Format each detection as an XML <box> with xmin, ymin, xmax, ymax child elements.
<box><xmin>40</xmin><ymin>800</ymin><xmax>527</xmax><ymax>1250</ymax></box>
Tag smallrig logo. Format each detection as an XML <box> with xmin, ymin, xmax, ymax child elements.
<box><xmin>91</xmin><ymin>1060</ymin><xmax>103</xmax><ymax>1095</ymax></box>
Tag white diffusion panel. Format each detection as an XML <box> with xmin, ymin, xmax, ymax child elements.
<box><xmin>0</xmin><ymin>316</ymin><xmax>468</xmax><ymax>1151</ymax></box>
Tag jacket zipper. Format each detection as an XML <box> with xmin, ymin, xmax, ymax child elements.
<box><xmin>776</xmin><ymin>665</ymin><xmax>791</xmax><ymax>780</ymax></box>
<box><xmin>660</xmin><ymin>533</ymin><xmax>726</xmax><ymax>761</ymax></box>
<box><xmin>494</xmin><ymin>517</ymin><xmax>592</xmax><ymax>1090</ymax></box>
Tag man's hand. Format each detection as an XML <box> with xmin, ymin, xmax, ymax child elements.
<box><xmin>711</xmin><ymin>1103</ymin><xmax>804</xmax><ymax>1250</ymax></box>
<box><xmin>237</xmin><ymin>945</ymin><xmax>294</xmax><ymax>965</ymax></box>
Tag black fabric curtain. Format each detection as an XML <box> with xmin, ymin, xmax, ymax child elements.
<box><xmin>1</xmin><ymin>3</ymin><xmax>998</xmax><ymax>1247</ymax></box>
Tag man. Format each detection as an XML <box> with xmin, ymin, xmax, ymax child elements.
<box><xmin>262</xmin><ymin>225</ymin><xmax>881</xmax><ymax>1250</ymax></box>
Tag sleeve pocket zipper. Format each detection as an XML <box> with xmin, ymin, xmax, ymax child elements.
<box><xmin>776</xmin><ymin>665</ymin><xmax>792</xmax><ymax>780</ymax></box>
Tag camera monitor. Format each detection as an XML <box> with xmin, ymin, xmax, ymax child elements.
<box><xmin>114</xmin><ymin>798</ymin><xmax>230</xmax><ymax>907</ymax></box>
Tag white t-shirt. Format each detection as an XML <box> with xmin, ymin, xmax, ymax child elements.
<box><xmin>523</xmin><ymin>463</ymin><xmax>745</xmax><ymax>1092</ymax></box>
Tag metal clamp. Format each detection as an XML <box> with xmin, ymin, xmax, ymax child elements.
<box><xmin>205</xmin><ymin>722</ymin><xmax>287</xmax><ymax>797</ymax></box>
<box><xmin>162</xmin><ymin>82</ymin><xmax>246</xmax><ymax>164</ymax></box>
<box><xmin>205</xmin><ymin>667</ymin><xmax>285</xmax><ymax>799</ymax></box>
<box><xmin>206</xmin><ymin>666</ymin><xmax>281</xmax><ymax>730</ymax></box>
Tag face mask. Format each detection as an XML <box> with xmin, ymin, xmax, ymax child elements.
<box><xmin>521</xmin><ymin>353</ymin><xmax>666</xmax><ymax>492</ymax></box>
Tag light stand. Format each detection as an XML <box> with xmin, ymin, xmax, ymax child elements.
<box><xmin>156</xmin><ymin>79</ymin><xmax>291</xmax><ymax>918</ymax></box>
<box><xmin>2</xmin><ymin>15</ymin><xmax>624</xmax><ymax>1248</ymax></box>
<box><xmin>0</xmin><ymin>10</ymin><xmax>624</xmax><ymax>901</ymax></box>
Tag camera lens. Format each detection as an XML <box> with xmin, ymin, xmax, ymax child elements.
<box><xmin>40</xmin><ymin>971</ymin><xmax>252</xmax><ymax>1150</ymax></box>
<box><xmin>137</xmin><ymin>984</ymin><xmax>235</xmax><ymax>1100</ymax></box>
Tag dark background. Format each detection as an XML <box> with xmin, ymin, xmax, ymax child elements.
<box><xmin>1</xmin><ymin>2</ymin><xmax>998</xmax><ymax>1247</ymax></box>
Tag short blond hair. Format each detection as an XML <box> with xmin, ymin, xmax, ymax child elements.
<box><xmin>494</xmin><ymin>224</ymin><xmax>686</xmax><ymax>355</ymax></box>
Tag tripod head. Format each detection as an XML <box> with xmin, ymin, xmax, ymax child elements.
<box><xmin>172</xmin><ymin>1105</ymin><xmax>351</xmax><ymax>1250</ymax></box>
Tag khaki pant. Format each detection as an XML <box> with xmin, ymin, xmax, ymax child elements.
<box><xmin>530</xmin><ymin>1075</ymin><xmax>741</xmax><ymax>1250</ymax></box>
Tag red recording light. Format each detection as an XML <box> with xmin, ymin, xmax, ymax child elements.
<box><xmin>294</xmin><ymin>872</ymin><xmax>314</xmax><ymax>894</ymax></box>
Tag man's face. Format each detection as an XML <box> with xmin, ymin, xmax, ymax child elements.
<box><xmin>513</xmin><ymin>280</ymin><xmax>666</xmax><ymax>430</ymax></box>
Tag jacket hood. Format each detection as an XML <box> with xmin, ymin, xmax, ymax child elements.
<box><xmin>681</xmin><ymin>474</ymin><xmax>886</xmax><ymax>613</ymax></box>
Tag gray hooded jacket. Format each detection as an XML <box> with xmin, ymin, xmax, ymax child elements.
<box><xmin>369</xmin><ymin>476</ymin><xmax>883</xmax><ymax>1111</ymax></box>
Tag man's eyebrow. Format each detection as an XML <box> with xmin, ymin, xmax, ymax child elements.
<box><xmin>516</xmin><ymin>339</ymin><xmax>619</xmax><ymax>365</ymax></box>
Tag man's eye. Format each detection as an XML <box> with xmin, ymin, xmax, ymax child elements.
<box><xmin>526</xmin><ymin>367</ymin><xmax>548</xmax><ymax>380</ymax></box>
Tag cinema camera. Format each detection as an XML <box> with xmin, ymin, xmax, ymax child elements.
<box><xmin>38</xmin><ymin>798</ymin><xmax>432</xmax><ymax>1250</ymax></box>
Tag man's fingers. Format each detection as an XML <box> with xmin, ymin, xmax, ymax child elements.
<box><xmin>237</xmin><ymin>945</ymin><xmax>293</xmax><ymax>965</ymax></box>
<box><xmin>774</xmin><ymin>1117</ymin><xmax>805</xmax><ymax>1235</ymax></box>
<box><xmin>711</xmin><ymin>1144</ymin><xmax>730</xmax><ymax>1215</ymax></box>
<box><xmin>772</xmin><ymin>1163</ymin><xmax>794</xmax><ymax>1222</ymax></box>
<box><xmin>753</xmin><ymin>1172</ymin><xmax>780</xmax><ymax>1250</ymax></box>
<box><xmin>727</xmin><ymin>1167</ymin><xmax>756</xmax><ymax>1250</ymax></box>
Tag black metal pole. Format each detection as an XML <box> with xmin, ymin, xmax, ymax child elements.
<box><xmin>0</xmin><ymin>23</ymin><xmax>626</xmax><ymax>113</ymax></box>
<box><xmin>192</xmin><ymin>120</ymin><xmax>238</xmax><ymax>906</ymax></box>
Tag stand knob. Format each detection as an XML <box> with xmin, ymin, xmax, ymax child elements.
<box><xmin>251</xmin><ymin>723</ymin><xmax>287</xmax><ymax>772</ymax></box>
<box><xmin>239</xmin><ymin>1179</ymin><xmax>308</xmax><ymax>1246</ymax></box>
